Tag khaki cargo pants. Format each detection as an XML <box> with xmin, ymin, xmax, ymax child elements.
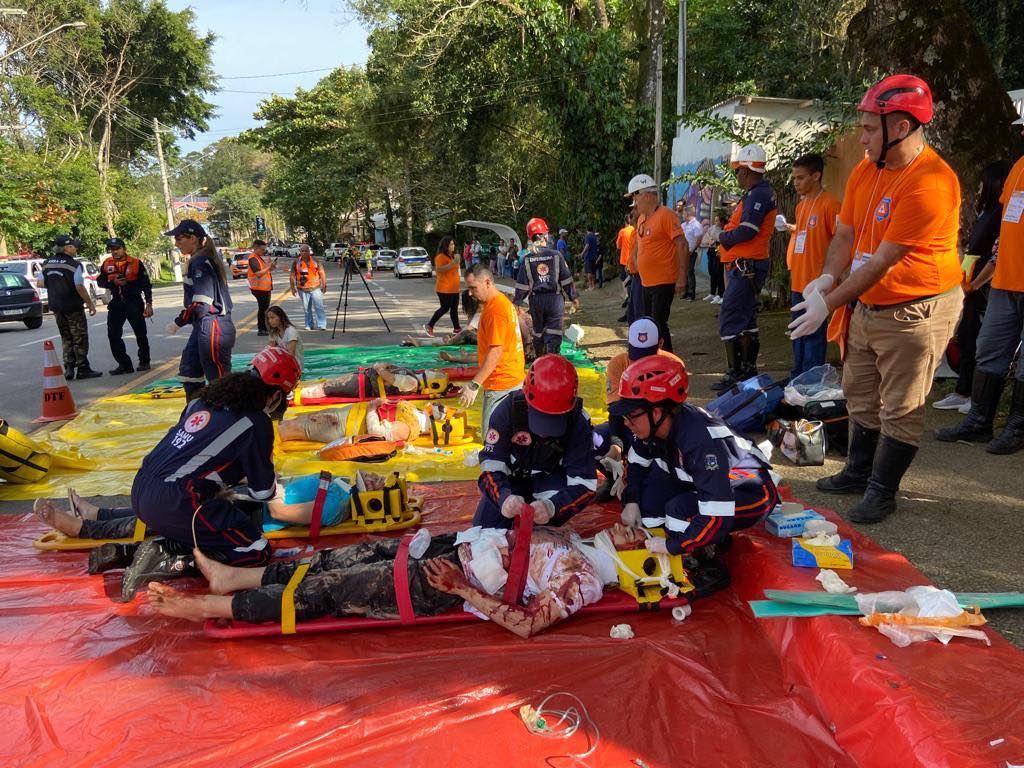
<box><xmin>843</xmin><ymin>289</ymin><xmax>961</xmax><ymax>447</ymax></box>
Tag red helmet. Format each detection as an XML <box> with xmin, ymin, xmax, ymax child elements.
<box><xmin>523</xmin><ymin>354</ymin><xmax>578</xmax><ymax>414</ymax></box>
<box><xmin>858</xmin><ymin>74</ymin><xmax>933</xmax><ymax>125</ymax></box>
<box><xmin>251</xmin><ymin>347</ymin><xmax>301</xmax><ymax>394</ymax></box>
<box><xmin>526</xmin><ymin>217</ymin><xmax>549</xmax><ymax>239</ymax></box>
<box><xmin>617</xmin><ymin>355</ymin><xmax>688</xmax><ymax>405</ymax></box>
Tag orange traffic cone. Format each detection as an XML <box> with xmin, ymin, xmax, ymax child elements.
<box><xmin>366</xmin><ymin>260</ymin><xmax>373</xmax><ymax>280</ymax></box>
<box><xmin>34</xmin><ymin>340</ymin><xmax>78</xmax><ymax>423</ymax></box>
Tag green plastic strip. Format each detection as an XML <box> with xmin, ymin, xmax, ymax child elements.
<box><xmin>753</xmin><ymin>590</ymin><xmax>1024</xmax><ymax>618</ymax></box>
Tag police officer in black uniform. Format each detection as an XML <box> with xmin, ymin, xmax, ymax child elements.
<box><xmin>40</xmin><ymin>234</ymin><xmax>101</xmax><ymax>380</ymax></box>
<box><xmin>99</xmin><ymin>237</ymin><xmax>154</xmax><ymax>375</ymax></box>
<box><xmin>474</xmin><ymin>355</ymin><xmax>596</xmax><ymax>528</ymax></box>
<box><xmin>513</xmin><ymin>217</ymin><xmax>579</xmax><ymax>358</ymax></box>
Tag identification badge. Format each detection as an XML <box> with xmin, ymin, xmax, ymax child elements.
<box><xmin>851</xmin><ymin>250</ymin><xmax>872</xmax><ymax>272</ymax></box>
<box><xmin>1004</xmin><ymin>191</ymin><xmax>1024</xmax><ymax>224</ymax></box>
<box><xmin>794</xmin><ymin>231</ymin><xmax>807</xmax><ymax>254</ymax></box>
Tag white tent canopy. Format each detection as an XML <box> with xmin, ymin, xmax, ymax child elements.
<box><xmin>456</xmin><ymin>220</ymin><xmax>521</xmax><ymax>252</ymax></box>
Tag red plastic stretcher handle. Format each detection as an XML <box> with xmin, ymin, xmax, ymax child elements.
<box><xmin>503</xmin><ymin>504</ymin><xmax>534</xmax><ymax>606</ymax></box>
<box><xmin>308</xmin><ymin>470</ymin><xmax>331</xmax><ymax>540</ymax></box>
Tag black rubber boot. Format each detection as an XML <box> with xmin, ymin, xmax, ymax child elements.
<box><xmin>88</xmin><ymin>542</ymin><xmax>139</xmax><ymax>575</ymax></box>
<box><xmin>987</xmin><ymin>380</ymin><xmax>1024</xmax><ymax>455</ymax></box>
<box><xmin>64</xmin><ymin>365</ymin><xmax>76</xmax><ymax>380</ymax></box>
<box><xmin>738</xmin><ymin>333</ymin><xmax>760</xmax><ymax>380</ymax></box>
<box><xmin>710</xmin><ymin>339</ymin><xmax>743</xmax><ymax>392</ymax></box>
<box><xmin>935</xmin><ymin>370</ymin><xmax>1005</xmax><ymax>443</ymax></box>
<box><xmin>816</xmin><ymin>420</ymin><xmax>879</xmax><ymax>494</ymax></box>
<box><xmin>120</xmin><ymin>539</ymin><xmax>196</xmax><ymax>601</ymax></box>
<box><xmin>108</xmin><ymin>364</ymin><xmax>134</xmax><ymax>375</ymax></box>
<box><xmin>137</xmin><ymin>361</ymin><xmax>151</xmax><ymax>372</ymax></box>
<box><xmin>847</xmin><ymin>436</ymin><xmax>918</xmax><ymax>524</ymax></box>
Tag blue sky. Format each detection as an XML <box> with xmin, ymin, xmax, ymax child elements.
<box><xmin>165</xmin><ymin>0</ymin><xmax>370</xmax><ymax>153</ymax></box>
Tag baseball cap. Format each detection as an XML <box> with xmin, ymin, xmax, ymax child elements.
<box><xmin>526</xmin><ymin>404</ymin><xmax>569</xmax><ymax>438</ymax></box>
<box><xmin>627</xmin><ymin>317</ymin><xmax>660</xmax><ymax>360</ymax></box>
<box><xmin>558</xmin><ymin>228</ymin><xmax>568</xmax><ymax>235</ymax></box>
<box><xmin>164</xmin><ymin>218</ymin><xmax>207</xmax><ymax>239</ymax></box>
<box><xmin>625</xmin><ymin>173</ymin><xmax>657</xmax><ymax>197</ymax></box>
<box><xmin>252</xmin><ymin>238</ymin><xmax>267</xmax><ymax>246</ymax></box>
<box><xmin>608</xmin><ymin>397</ymin><xmax>648</xmax><ymax>418</ymax></box>
<box><xmin>54</xmin><ymin>234</ymin><xmax>82</xmax><ymax>248</ymax></box>
<box><xmin>106</xmin><ymin>237</ymin><xmax>126</xmax><ymax>250</ymax></box>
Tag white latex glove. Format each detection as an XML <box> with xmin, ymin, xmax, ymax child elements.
<box><xmin>801</xmin><ymin>274</ymin><xmax>835</xmax><ymax>301</ymax></box>
<box><xmin>529</xmin><ymin>498</ymin><xmax>555</xmax><ymax>524</ymax></box>
<box><xmin>500</xmin><ymin>494</ymin><xmax>525</xmax><ymax>519</ymax></box>
<box><xmin>788</xmin><ymin>290</ymin><xmax>829</xmax><ymax>340</ymax></box>
<box><xmin>774</xmin><ymin>214</ymin><xmax>788</xmax><ymax>232</ymax></box>
<box><xmin>610</xmin><ymin>472</ymin><xmax>627</xmax><ymax>500</ymax></box>
<box><xmin>458</xmin><ymin>385</ymin><xmax>479</xmax><ymax>408</ymax></box>
<box><xmin>621</xmin><ymin>502</ymin><xmax>642</xmax><ymax>528</ymax></box>
<box><xmin>165</xmin><ymin>321</ymin><xmax>181</xmax><ymax>336</ymax></box>
<box><xmin>644</xmin><ymin>537</ymin><xmax>668</xmax><ymax>554</ymax></box>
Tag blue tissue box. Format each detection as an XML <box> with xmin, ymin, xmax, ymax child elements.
<box><xmin>791</xmin><ymin>538</ymin><xmax>854</xmax><ymax>569</ymax></box>
<box><xmin>765</xmin><ymin>507</ymin><xmax>825</xmax><ymax>538</ymax></box>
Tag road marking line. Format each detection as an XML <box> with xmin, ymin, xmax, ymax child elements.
<box><xmin>18</xmin><ymin>334</ymin><xmax>60</xmax><ymax>348</ymax></box>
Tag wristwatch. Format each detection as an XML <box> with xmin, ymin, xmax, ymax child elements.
<box><xmin>467</xmin><ymin>381</ymin><xmax>481</xmax><ymax>391</ymax></box>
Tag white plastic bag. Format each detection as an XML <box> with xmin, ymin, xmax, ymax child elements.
<box><xmin>784</xmin><ymin>364</ymin><xmax>844</xmax><ymax>407</ymax></box>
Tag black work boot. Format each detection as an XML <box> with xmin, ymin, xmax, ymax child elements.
<box><xmin>137</xmin><ymin>361</ymin><xmax>151</xmax><ymax>372</ymax></box>
<box><xmin>108</xmin><ymin>363</ymin><xmax>134</xmax><ymax>375</ymax></box>
<box><xmin>88</xmin><ymin>542</ymin><xmax>140</xmax><ymax>575</ymax></box>
<box><xmin>738</xmin><ymin>333</ymin><xmax>760</xmax><ymax>380</ymax></box>
<box><xmin>75</xmin><ymin>360</ymin><xmax>103</xmax><ymax>380</ymax></box>
<box><xmin>710</xmin><ymin>339</ymin><xmax>743</xmax><ymax>392</ymax></box>
<box><xmin>847</xmin><ymin>436</ymin><xmax>918</xmax><ymax>524</ymax></box>
<box><xmin>120</xmin><ymin>539</ymin><xmax>196</xmax><ymax>601</ymax></box>
<box><xmin>987</xmin><ymin>380</ymin><xmax>1024</xmax><ymax>455</ymax></box>
<box><xmin>935</xmin><ymin>370</ymin><xmax>1005</xmax><ymax>443</ymax></box>
<box><xmin>64</xmin><ymin>365</ymin><xmax>76</xmax><ymax>380</ymax></box>
<box><xmin>816</xmin><ymin>420</ymin><xmax>879</xmax><ymax>494</ymax></box>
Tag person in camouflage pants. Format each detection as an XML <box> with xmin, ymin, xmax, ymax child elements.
<box><xmin>53</xmin><ymin>309</ymin><xmax>90</xmax><ymax>372</ymax></box>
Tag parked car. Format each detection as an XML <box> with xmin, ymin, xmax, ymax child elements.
<box><xmin>372</xmin><ymin>249</ymin><xmax>398</xmax><ymax>270</ymax></box>
<box><xmin>0</xmin><ymin>272</ymin><xmax>44</xmax><ymax>329</ymax></box>
<box><xmin>395</xmin><ymin>247</ymin><xmax>432</xmax><ymax>279</ymax></box>
<box><xmin>230</xmin><ymin>250</ymin><xmax>252</xmax><ymax>279</ymax></box>
<box><xmin>80</xmin><ymin>260</ymin><xmax>107</xmax><ymax>305</ymax></box>
<box><xmin>324</xmin><ymin>242</ymin><xmax>349</xmax><ymax>262</ymax></box>
<box><xmin>0</xmin><ymin>259</ymin><xmax>47</xmax><ymax>310</ymax></box>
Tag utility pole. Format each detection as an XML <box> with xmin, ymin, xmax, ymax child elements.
<box><xmin>153</xmin><ymin>118</ymin><xmax>182</xmax><ymax>282</ymax></box>
<box><xmin>677</xmin><ymin>0</ymin><xmax>687</xmax><ymax>132</ymax></box>
<box><xmin>653</xmin><ymin>40</ymin><xmax>663</xmax><ymax>188</ymax></box>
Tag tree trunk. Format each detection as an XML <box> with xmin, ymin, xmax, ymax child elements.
<box><xmin>847</xmin><ymin>0</ymin><xmax>1024</xmax><ymax>213</ymax></box>
<box><xmin>97</xmin><ymin>112</ymin><xmax>118</xmax><ymax>236</ymax></box>
<box><xmin>403</xmin><ymin>156</ymin><xmax>414</xmax><ymax>247</ymax></box>
<box><xmin>592</xmin><ymin>0</ymin><xmax>610</xmax><ymax>30</ymax></box>
<box><xmin>640</xmin><ymin>0</ymin><xmax>665</xmax><ymax>107</ymax></box>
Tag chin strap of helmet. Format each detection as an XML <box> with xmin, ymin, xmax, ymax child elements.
<box><xmin>643</xmin><ymin>401</ymin><xmax>675</xmax><ymax>438</ymax></box>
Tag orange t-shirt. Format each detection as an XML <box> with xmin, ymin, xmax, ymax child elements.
<box><xmin>477</xmin><ymin>291</ymin><xmax>525</xmax><ymax>391</ymax></box>
<box><xmin>605</xmin><ymin>349</ymin><xmax>685</xmax><ymax>405</ymax></box>
<box><xmin>993</xmin><ymin>155</ymin><xmax>1024</xmax><ymax>293</ymax></box>
<box><xmin>434</xmin><ymin>253</ymin><xmax>460</xmax><ymax>294</ymax></box>
<box><xmin>616</xmin><ymin>225</ymin><xmax>637</xmax><ymax>270</ymax></box>
<box><xmin>786</xmin><ymin>190</ymin><xmax>841</xmax><ymax>293</ymax></box>
<box><xmin>839</xmin><ymin>147</ymin><xmax>962</xmax><ymax>306</ymax></box>
<box><xmin>636</xmin><ymin>206</ymin><xmax>684</xmax><ymax>287</ymax></box>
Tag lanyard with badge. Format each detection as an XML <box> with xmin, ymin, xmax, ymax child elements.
<box><xmin>1003</xmin><ymin>164</ymin><xmax>1024</xmax><ymax>225</ymax></box>
<box><xmin>851</xmin><ymin>148</ymin><xmax>923</xmax><ymax>273</ymax></box>
<box><xmin>793</xmin><ymin>191</ymin><xmax>822</xmax><ymax>255</ymax></box>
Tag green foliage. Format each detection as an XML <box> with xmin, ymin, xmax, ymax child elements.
<box><xmin>208</xmin><ymin>182</ymin><xmax>263</xmax><ymax>244</ymax></box>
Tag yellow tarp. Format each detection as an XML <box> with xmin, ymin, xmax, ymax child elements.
<box><xmin>0</xmin><ymin>368</ymin><xmax>608</xmax><ymax>501</ymax></box>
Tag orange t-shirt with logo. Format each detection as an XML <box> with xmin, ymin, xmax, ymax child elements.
<box><xmin>477</xmin><ymin>291</ymin><xmax>525</xmax><ymax>391</ymax></box>
<box><xmin>839</xmin><ymin>147</ymin><xmax>962</xmax><ymax>306</ymax></box>
<box><xmin>636</xmin><ymin>206</ymin><xmax>684</xmax><ymax>287</ymax></box>
<box><xmin>434</xmin><ymin>253</ymin><xmax>460</xmax><ymax>294</ymax></box>
<box><xmin>616</xmin><ymin>225</ymin><xmax>637</xmax><ymax>270</ymax></box>
<box><xmin>786</xmin><ymin>190</ymin><xmax>841</xmax><ymax>293</ymax></box>
<box><xmin>993</xmin><ymin>155</ymin><xmax>1024</xmax><ymax>293</ymax></box>
<box><xmin>605</xmin><ymin>349</ymin><xmax>685</xmax><ymax>405</ymax></box>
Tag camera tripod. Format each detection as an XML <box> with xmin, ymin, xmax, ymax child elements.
<box><xmin>331</xmin><ymin>255</ymin><xmax>391</xmax><ymax>338</ymax></box>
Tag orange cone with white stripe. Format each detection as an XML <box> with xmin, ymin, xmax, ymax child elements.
<box><xmin>34</xmin><ymin>340</ymin><xmax>78</xmax><ymax>423</ymax></box>
<box><xmin>366</xmin><ymin>260</ymin><xmax>373</xmax><ymax>280</ymax></box>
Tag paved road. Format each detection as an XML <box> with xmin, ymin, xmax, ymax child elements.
<box><xmin>0</xmin><ymin>262</ymin><xmax>443</xmax><ymax>432</ymax></box>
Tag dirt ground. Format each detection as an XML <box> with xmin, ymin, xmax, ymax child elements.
<box><xmin>573</xmin><ymin>276</ymin><xmax>1024</xmax><ymax>650</ymax></box>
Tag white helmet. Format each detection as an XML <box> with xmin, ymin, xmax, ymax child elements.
<box><xmin>625</xmin><ymin>173</ymin><xmax>658</xmax><ymax>197</ymax></box>
<box><xmin>730</xmin><ymin>144</ymin><xmax>767</xmax><ymax>173</ymax></box>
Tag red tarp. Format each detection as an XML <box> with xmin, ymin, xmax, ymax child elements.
<box><xmin>1</xmin><ymin>482</ymin><xmax>1022</xmax><ymax>767</ymax></box>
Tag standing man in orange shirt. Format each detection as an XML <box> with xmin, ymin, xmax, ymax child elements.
<box><xmin>626</xmin><ymin>173</ymin><xmax>687</xmax><ymax>352</ymax></box>
<box><xmin>460</xmin><ymin>263</ymin><xmax>527</xmax><ymax>432</ymax></box>
<box><xmin>790</xmin><ymin>75</ymin><xmax>962</xmax><ymax>523</ymax></box>
<box><xmin>784</xmin><ymin>154</ymin><xmax>841</xmax><ymax>377</ymax></box>
<box><xmin>936</xmin><ymin>112</ymin><xmax>1024</xmax><ymax>454</ymax></box>
<box><xmin>713</xmin><ymin>144</ymin><xmax>777</xmax><ymax>391</ymax></box>
<box><xmin>615</xmin><ymin>212</ymin><xmax>637</xmax><ymax>323</ymax></box>
<box><xmin>247</xmin><ymin>238</ymin><xmax>275</xmax><ymax>337</ymax></box>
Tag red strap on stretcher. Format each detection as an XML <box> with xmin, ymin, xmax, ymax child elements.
<box><xmin>503</xmin><ymin>504</ymin><xmax>534</xmax><ymax>606</ymax></box>
<box><xmin>308</xmin><ymin>470</ymin><xmax>332</xmax><ymax>540</ymax></box>
<box><xmin>393</xmin><ymin>533</ymin><xmax>416</xmax><ymax>625</ymax></box>
<box><xmin>357</xmin><ymin>368</ymin><xmax>367</xmax><ymax>400</ymax></box>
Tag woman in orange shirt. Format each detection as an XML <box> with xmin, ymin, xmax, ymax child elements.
<box><xmin>425</xmin><ymin>235</ymin><xmax>462</xmax><ymax>336</ymax></box>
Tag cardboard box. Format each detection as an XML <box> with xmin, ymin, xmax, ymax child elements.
<box><xmin>791</xmin><ymin>538</ymin><xmax>854</xmax><ymax>570</ymax></box>
<box><xmin>765</xmin><ymin>506</ymin><xmax>826</xmax><ymax>538</ymax></box>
